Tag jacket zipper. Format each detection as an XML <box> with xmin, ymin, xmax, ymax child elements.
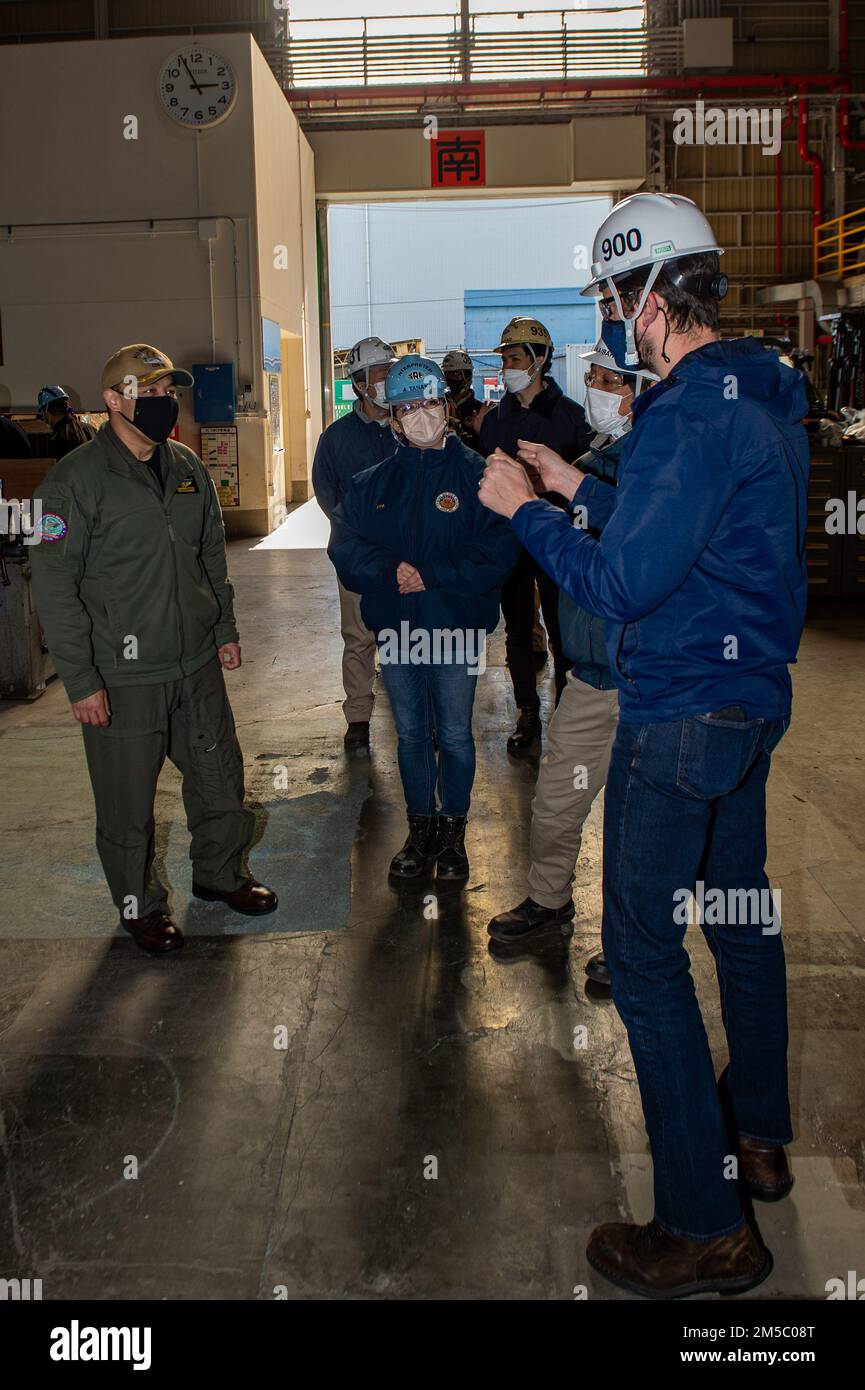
<box><xmin>162</xmin><ymin>458</ymin><xmax>186</xmax><ymax>668</ymax></box>
<box><xmin>128</xmin><ymin>449</ymin><xmax>185</xmax><ymax>668</ymax></box>
<box><xmin>106</xmin><ymin>453</ymin><xmax>184</xmax><ymax>668</ymax></box>
<box><xmin>407</xmin><ymin>451</ymin><xmax>423</xmax><ymax>617</ymax></box>
<box><xmin>165</xmin><ymin>513</ymin><xmax>185</xmax><ymax>668</ymax></box>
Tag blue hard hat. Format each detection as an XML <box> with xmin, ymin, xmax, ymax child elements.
<box><xmin>384</xmin><ymin>355</ymin><xmax>448</xmax><ymax>406</ymax></box>
<box><xmin>38</xmin><ymin>385</ymin><xmax>70</xmax><ymax>412</ymax></box>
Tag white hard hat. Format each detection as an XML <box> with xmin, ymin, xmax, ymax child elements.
<box><xmin>442</xmin><ymin>349</ymin><xmax>473</xmax><ymax>372</ymax></box>
<box><xmin>348</xmin><ymin>336</ymin><xmax>399</xmax><ymax>378</ymax></box>
<box><xmin>580</xmin><ymin>193</ymin><xmax>723</xmax><ymax>298</ymax></box>
<box><xmin>580</xmin><ymin>338</ymin><xmax>657</xmax><ymax>382</ymax></box>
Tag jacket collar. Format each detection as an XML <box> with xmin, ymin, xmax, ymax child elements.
<box><xmin>97</xmin><ymin>420</ymin><xmax>191</xmax><ymax>486</ymax></box>
<box><xmin>498</xmin><ymin>376</ymin><xmax>562</xmax><ymax>420</ymax></box>
<box><xmin>395</xmin><ymin>431</ymin><xmax>459</xmax><ymax>466</ymax></box>
<box><xmin>353</xmin><ymin>398</ymin><xmax>390</xmax><ymax>428</ymax></box>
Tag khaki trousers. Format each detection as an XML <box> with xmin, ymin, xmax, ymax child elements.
<box><xmin>527</xmin><ymin>671</ymin><xmax>619</xmax><ymax>909</ymax></box>
<box><xmin>337</xmin><ymin>579</ymin><xmax>377</xmax><ymax>723</ymax></box>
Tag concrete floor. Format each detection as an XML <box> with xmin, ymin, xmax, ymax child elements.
<box><xmin>1</xmin><ymin>526</ymin><xmax>864</xmax><ymax>1301</ymax></box>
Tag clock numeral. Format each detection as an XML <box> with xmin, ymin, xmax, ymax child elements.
<box><xmin>208</xmin><ymin>106</ymin><xmax>217</xmax><ymax>117</ymax></box>
<box><xmin>181</xmin><ymin>107</ymin><xmax>189</xmax><ymax>117</ymax></box>
<box><xmin>167</xmin><ymin>67</ymin><xmax>180</xmax><ymax>78</ymax></box>
<box><xmin>191</xmin><ymin>52</ymin><xmax>202</xmax><ymax>62</ymax></box>
<box><xmin>217</xmin><ymin>68</ymin><xmax>226</xmax><ymax>76</ymax></box>
<box><xmin>169</xmin><ymin>98</ymin><xmax>178</xmax><ymax>106</ymax></box>
<box><xmin>222</xmin><ymin>81</ymin><xmax>230</xmax><ymax>89</ymax></box>
<box><xmin>164</xmin><ymin>83</ymin><xmax>174</xmax><ymax>92</ymax></box>
<box><xmin>218</xmin><ymin>96</ymin><xmax>227</xmax><ymax>105</ymax></box>
<box><xmin>194</xmin><ymin>110</ymin><xmax>203</xmax><ymax>121</ymax></box>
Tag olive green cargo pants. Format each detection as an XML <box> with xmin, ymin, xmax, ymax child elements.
<box><xmin>81</xmin><ymin>657</ymin><xmax>255</xmax><ymax>921</ymax></box>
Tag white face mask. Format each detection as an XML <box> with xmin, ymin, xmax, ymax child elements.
<box><xmin>502</xmin><ymin>365</ymin><xmax>537</xmax><ymax>394</ymax></box>
<box><xmin>584</xmin><ymin>385</ymin><xmax>631</xmax><ymax>439</ymax></box>
<box><xmin>399</xmin><ymin>402</ymin><xmax>447</xmax><ymax>448</ymax></box>
<box><xmin>371</xmin><ymin>381</ymin><xmax>388</xmax><ymax>407</ymax></box>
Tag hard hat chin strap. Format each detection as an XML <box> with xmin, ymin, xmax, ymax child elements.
<box><xmin>608</xmin><ymin>260</ymin><xmax>664</xmax><ymax>367</ymax></box>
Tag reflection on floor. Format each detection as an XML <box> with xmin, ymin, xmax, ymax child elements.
<box><xmin>251</xmin><ymin>497</ymin><xmax>330</xmax><ymax>550</ymax></box>
<box><xmin>0</xmin><ymin>538</ymin><xmax>863</xmax><ymax>1300</ymax></box>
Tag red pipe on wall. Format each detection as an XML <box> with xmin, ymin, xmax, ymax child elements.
<box><xmin>798</xmin><ymin>97</ymin><xmax>825</xmax><ymax>235</ymax></box>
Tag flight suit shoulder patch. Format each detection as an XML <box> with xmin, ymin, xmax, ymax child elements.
<box><xmin>38</xmin><ymin>511</ymin><xmax>68</xmax><ymax>541</ymax></box>
<box><xmin>175</xmin><ymin>476</ymin><xmax>200</xmax><ymax>494</ymax></box>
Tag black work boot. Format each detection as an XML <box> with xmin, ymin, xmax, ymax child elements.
<box><xmin>488</xmin><ymin>895</ymin><xmax>574</xmax><ymax>944</ymax></box>
<box><xmin>344</xmin><ymin>721</ymin><xmax>370</xmax><ymax>749</ymax></box>
<box><xmin>507</xmin><ymin>707</ymin><xmax>541</xmax><ymax>754</ymax></box>
<box><xmin>435</xmin><ymin>815</ymin><xmax>469</xmax><ymax>880</ymax></box>
<box><xmin>389</xmin><ymin>814</ymin><xmax>438</xmax><ymax>878</ymax></box>
<box><xmin>585</xmin><ymin>952</ymin><xmax>611</xmax><ymax>986</ymax></box>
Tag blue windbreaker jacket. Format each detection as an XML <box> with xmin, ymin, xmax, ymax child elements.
<box><xmin>511</xmin><ymin>339</ymin><xmax>809</xmax><ymax>722</ymax></box>
<box><xmin>329</xmin><ymin>432</ymin><xmax>521</xmax><ymax>638</ymax></box>
<box><xmin>312</xmin><ymin>403</ymin><xmax>396</xmax><ymax>520</ymax></box>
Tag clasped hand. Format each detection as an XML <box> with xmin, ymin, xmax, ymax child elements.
<box><xmin>397</xmin><ymin>561</ymin><xmax>426</xmax><ymax>594</ymax></box>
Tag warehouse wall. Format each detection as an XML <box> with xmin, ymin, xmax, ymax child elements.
<box><xmin>309</xmin><ymin>116</ymin><xmax>646</xmax><ymax>199</ymax></box>
<box><xmin>251</xmin><ymin>39</ymin><xmax>322</xmax><ymax>506</ymax></box>
<box><xmin>0</xmin><ymin>33</ymin><xmax>321</xmax><ymax>533</ymax></box>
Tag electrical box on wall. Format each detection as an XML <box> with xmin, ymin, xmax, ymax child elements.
<box><xmin>682</xmin><ymin>18</ymin><xmax>734</xmax><ymax>71</ymax></box>
<box><xmin>192</xmin><ymin>362</ymin><xmax>236</xmax><ymax>423</ymax></box>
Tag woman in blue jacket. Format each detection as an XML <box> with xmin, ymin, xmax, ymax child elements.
<box><xmin>329</xmin><ymin>356</ymin><xmax>520</xmax><ymax>882</ymax></box>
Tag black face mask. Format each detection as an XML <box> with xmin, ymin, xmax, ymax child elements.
<box><xmin>126</xmin><ymin>395</ymin><xmax>179</xmax><ymax>444</ymax></box>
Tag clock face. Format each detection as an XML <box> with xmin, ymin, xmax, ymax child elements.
<box><xmin>158</xmin><ymin>48</ymin><xmax>237</xmax><ymax>128</ymax></box>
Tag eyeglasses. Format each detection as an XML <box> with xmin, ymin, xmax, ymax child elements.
<box><xmin>584</xmin><ymin>370</ymin><xmax>624</xmax><ymax>389</ymax></box>
<box><xmin>598</xmin><ymin>291</ymin><xmax>638</xmax><ymax>322</ymax></box>
<box><xmin>394</xmin><ymin>398</ymin><xmax>442</xmax><ymax>417</ymax></box>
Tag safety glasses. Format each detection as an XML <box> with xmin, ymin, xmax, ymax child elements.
<box><xmin>394</xmin><ymin>398</ymin><xmax>443</xmax><ymax>418</ymax></box>
<box><xmin>584</xmin><ymin>369</ymin><xmax>624</xmax><ymax>389</ymax></box>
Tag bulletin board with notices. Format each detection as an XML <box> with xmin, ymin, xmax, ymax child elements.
<box><xmin>200</xmin><ymin>426</ymin><xmax>240</xmax><ymax>508</ymax></box>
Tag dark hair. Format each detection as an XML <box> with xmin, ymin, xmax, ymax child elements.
<box><xmin>614</xmin><ymin>252</ymin><xmax>722</xmax><ymax>334</ymax></box>
<box><xmin>514</xmin><ymin>341</ymin><xmax>554</xmax><ymax>377</ymax></box>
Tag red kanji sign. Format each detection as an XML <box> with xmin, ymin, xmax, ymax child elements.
<box><xmin>430</xmin><ymin>129</ymin><xmax>486</xmax><ymax>188</ymax></box>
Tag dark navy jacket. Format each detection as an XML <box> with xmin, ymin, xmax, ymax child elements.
<box><xmin>557</xmin><ymin>436</ymin><xmax>622</xmax><ymax>691</ymax></box>
<box><xmin>478</xmin><ymin>376</ymin><xmax>591</xmax><ymax>466</ymax></box>
<box><xmin>312</xmin><ymin>403</ymin><xmax>395</xmax><ymax>520</ymax></box>
<box><xmin>329</xmin><ymin>432</ymin><xmax>521</xmax><ymax>638</ymax></box>
<box><xmin>512</xmin><ymin>339</ymin><xmax>809</xmax><ymax>722</ymax></box>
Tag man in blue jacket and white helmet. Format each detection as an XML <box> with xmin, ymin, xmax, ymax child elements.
<box><xmin>312</xmin><ymin>335</ymin><xmax>399</xmax><ymax>749</ymax></box>
<box><xmin>330</xmin><ymin>355</ymin><xmax>519</xmax><ymax>882</ymax></box>
<box><xmin>480</xmin><ymin>193</ymin><xmax>809</xmax><ymax>1299</ymax></box>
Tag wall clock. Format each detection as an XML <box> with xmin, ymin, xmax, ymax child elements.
<box><xmin>158</xmin><ymin>47</ymin><xmax>238</xmax><ymax>128</ymax></box>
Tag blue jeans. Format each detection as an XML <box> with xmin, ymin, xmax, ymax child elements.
<box><xmin>602</xmin><ymin>712</ymin><xmax>792</xmax><ymax>1240</ymax></box>
<box><xmin>380</xmin><ymin>660</ymin><xmax>478</xmax><ymax>817</ymax></box>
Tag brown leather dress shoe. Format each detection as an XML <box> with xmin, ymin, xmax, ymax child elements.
<box><xmin>192</xmin><ymin>879</ymin><xmax>278</xmax><ymax>916</ymax></box>
<box><xmin>121</xmin><ymin>911</ymin><xmax>184</xmax><ymax>954</ymax></box>
<box><xmin>586</xmin><ymin>1218</ymin><xmax>772</xmax><ymax>1300</ymax></box>
<box><xmin>739</xmin><ymin>1135</ymin><xmax>794</xmax><ymax>1202</ymax></box>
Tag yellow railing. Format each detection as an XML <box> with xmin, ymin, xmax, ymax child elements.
<box><xmin>814</xmin><ymin>206</ymin><xmax>865</xmax><ymax>280</ymax></box>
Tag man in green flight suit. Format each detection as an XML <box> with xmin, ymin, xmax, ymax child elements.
<box><xmin>31</xmin><ymin>342</ymin><xmax>277</xmax><ymax>953</ymax></box>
